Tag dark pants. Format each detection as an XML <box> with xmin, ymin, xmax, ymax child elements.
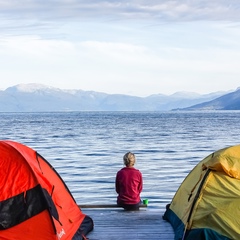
<box><xmin>118</xmin><ymin>201</ymin><xmax>141</xmax><ymax>211</ymax></box>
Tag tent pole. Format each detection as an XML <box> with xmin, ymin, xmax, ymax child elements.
<box><xmin>181</xmin><ymin>224</ymin><xmax>188</xmax><ymax>240</ymax></box>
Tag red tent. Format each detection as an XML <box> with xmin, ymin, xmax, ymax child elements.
<box><xmin>0</xmin><ymin>140</ymin><xmax>93</xmax><ymax>239</ymax></box>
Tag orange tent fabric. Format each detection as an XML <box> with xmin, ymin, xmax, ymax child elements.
<box><xmin>0</xmin><ymin>140</ymin><xmax>93</xmax><ymax>240</ymax></box>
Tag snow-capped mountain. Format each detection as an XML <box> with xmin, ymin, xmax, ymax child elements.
<box><xmin>0</xmin><ymin>83</ymin><xmax>233</xmax><ymax>112</ymax></box>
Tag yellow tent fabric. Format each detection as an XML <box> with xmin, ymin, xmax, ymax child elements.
<box><xmin>163</xmin><ymin>145</ymin><xmax>240</xmax><ymax>240</ymax></box>
<box><xmin>202</xmin><ymin>145</ymin><xmax>240</xmax><ymax>179</ymax></box>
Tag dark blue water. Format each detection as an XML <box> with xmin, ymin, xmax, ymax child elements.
<box><xmin>1</xmin><ymin>111</ymin><xmax>240</xmax><ymax>209</ymax></box>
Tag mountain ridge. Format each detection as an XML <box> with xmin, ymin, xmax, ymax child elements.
<box><xmin>181</xmin><ymin>88</ymin><xmax>240</xmax><ymax>111</ymax></box>
<box><xmin>0</xmin><ymin>83</ymin><xmax>237</xmax><ymax>112</ymax></box>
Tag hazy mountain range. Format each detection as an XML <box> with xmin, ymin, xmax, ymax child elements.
<box><xmin>182</xmin><ymin>87</ymin><xmax>240</xmax><ymax>110</ymax></box>
<box><xmin>0</xmin><ymin>83</ymin><xmax>239</xmax><ymax>112</ymax></box>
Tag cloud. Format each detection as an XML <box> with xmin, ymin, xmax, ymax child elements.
<box><xmin>1</xmin><ymin>0</ymin><xmax>240</xmax><ymax>22</ymax></box>
<box><xmin>0</xmin><ymin>36</ymin><xmax>74</xmax><ymax>58</ymax></box>
<box><xmin>1</xmin><ymin>1</ymin><xmax>240</xmax><ymax>96</ymax></box>
<box><xmin>1</xmin><ymin>1</ymin><xmax>240</xmax><ymax>40</ymax></box>
<box><xmin>79</xmin><ymin>41</ymin><xmax>148</xmax><ymax>64</ymax></box>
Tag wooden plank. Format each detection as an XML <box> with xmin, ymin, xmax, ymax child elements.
<box><xmin>82</xmin><ymin>208</ymin><xmax>174</xmax><ymax>240</ymax></box>
<box><xmin>78</xmin><ymin>204</ymin><xmax>147</xmax><ymax>208</ymax></box>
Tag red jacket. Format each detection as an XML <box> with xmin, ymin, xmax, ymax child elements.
<box><xmin>115</xmin><ymin>167</ymin><xmax>143</xmax><ymax>205</ymax></box>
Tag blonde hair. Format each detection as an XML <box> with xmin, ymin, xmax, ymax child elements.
<box><xmin>123</xmin><ymin>152</ymin><xmax>136</xmax><ymax>167</ymax></box>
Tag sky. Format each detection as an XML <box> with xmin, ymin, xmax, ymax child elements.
<box><xmin>1</xmin><ymin>1</ymin><xmax>240</xmax><ymax>97</ymax></box>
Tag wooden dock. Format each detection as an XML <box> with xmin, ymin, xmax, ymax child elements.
<box><xmin>82</xmin><ymin>207</ymin><xmax>174</xmax><ymax>240</ymax></box>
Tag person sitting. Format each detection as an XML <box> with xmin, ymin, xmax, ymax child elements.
<box><xmin>115</xmin><ymin>152</ymin><xmax>143</xmax><ymax>211</ymax></box>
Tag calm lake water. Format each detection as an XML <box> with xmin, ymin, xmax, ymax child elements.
<box><xmin>1</xmin><ymin>111</ymin><xmax>240</xmax><ymax>210</ymax></box>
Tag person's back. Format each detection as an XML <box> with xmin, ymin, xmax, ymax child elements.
<box><xmin>115</xmin><ymin>152</ymin><xmax>143</xmax><ymax>210</ymax></box>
